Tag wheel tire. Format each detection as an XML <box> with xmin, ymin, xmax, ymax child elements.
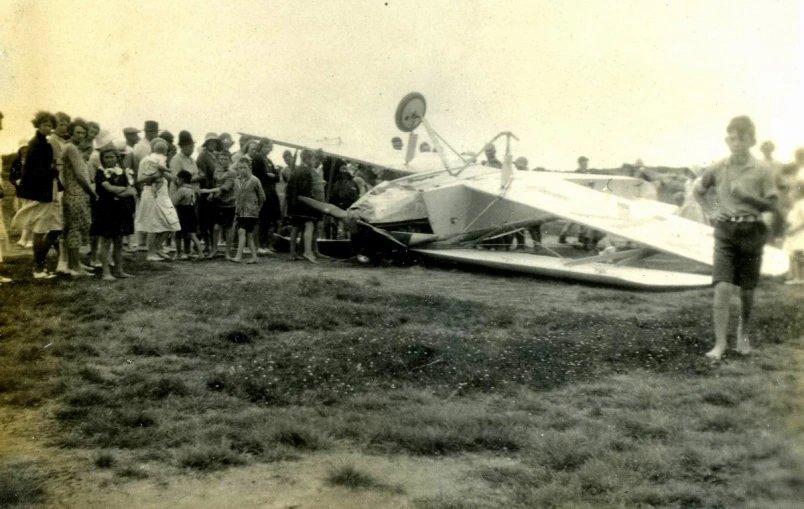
<box><xmin>395</xmin><ymin>92</ymin><xmax>427</xmax><ymax>132</ymax></box>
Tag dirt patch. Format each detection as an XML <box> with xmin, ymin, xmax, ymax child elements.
<box><xmin>52</xmin><ymin>452</ymin><xmax>508</xmax><ymax>509</ymax></box>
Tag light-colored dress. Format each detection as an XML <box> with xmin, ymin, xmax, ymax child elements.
<box><xmin>134</xmin><ymin>153</ymin><xmax>181</xmax><ymax>233</ymax></box>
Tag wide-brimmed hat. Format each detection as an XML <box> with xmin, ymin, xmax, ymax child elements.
<box><xmin>177</xmin><ymin>130</ymin><xmax>195</xmax><ymax>146</ymax></box>
<box><xmin>123</xmin><ymin>127</ymin><xmax>139</xmax><ymax>135</ymax></box>
<box><xmin>219</xmin><ymin>132</ymin><xmax>233</xmax><ymax>144</ymax></box>
<box><xmin>202</xmin><ymin>132</ymin><xmax>222</xmax><ymax>150</ymax></box>
<box><xmin>144</xmin><ymin>120</ymin><xmax>159</xmax><ymax>132</ymax></box>
<box><xmin>93</xmin><ymin>129</ymin><xmax>115</xmax><ymax>150</ymax></box>
<box><xmin>159</xmin><ymin>130</ymin><xmax>175</xmax><ymax>144</ymax></box>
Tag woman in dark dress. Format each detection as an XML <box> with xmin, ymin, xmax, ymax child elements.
<box><xmin>93</xmin><ymin>147</ymin><xmax>137</xmax><ymax>280</ymax></box>
<box><xmin>12</xmin><ymin>111</ymin><xmax>62</xmax><ymax>279</ymax></box>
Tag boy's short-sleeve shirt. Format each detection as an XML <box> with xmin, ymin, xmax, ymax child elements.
<box><xmin>698</xmin><ymin>155</ymin><xmax>778</xmax><ymax>217</ymax></box>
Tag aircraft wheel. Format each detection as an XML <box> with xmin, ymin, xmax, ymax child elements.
<box><xmin>395</xmin><ymin>92</ymin><xmax>427</xmax><ymax>132</ymax></box>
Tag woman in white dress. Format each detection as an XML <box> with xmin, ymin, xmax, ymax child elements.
<box><xmin>134</xmin><ymin>138</ymin><xmax>181</xmax><ymax>261</ymax></box>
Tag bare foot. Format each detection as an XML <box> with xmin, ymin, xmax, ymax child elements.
<box><xmin>102</xmin><ymin>274</ymin><xmax>117</xmax><ymax>281</ymax></box>
<box><xmin>230</xmin><ymin>257</ymin><xmax>241</xmax><ymax>263</ymax></box>
<box><xmin>303</xmin><ymin>254</ymin><xmax>318</xmax><ymax>264</ymax></box>
<box><xmin>735</xmin><ymin>319</ymin><xmax>752</xmax><ymax>355</ymax></box>
<box><xmin>246</xmin><ymin>258</ymin><xmax>258</xmax><ymax>264</ymax></box>
<box><xmin>705</xmin><ymin>346</ymin><xmax>726</xmax><ymax>361</ymax></box>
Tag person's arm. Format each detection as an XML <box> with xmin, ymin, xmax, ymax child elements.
<box><xmin>731</xmin><ymin>169</ymin><xmax>779</xmax><ymax>213</ymax></box>
<box><xmin>693</xmin><ymin>167</ymin><xmax>714</xmax><ymax>204</ymax></box>
<box><xmin>265</xmin><ymin>164</ymin><xmax>279</xmax><ymax>181</ymax></box>
<box><xmin>255</xmin><ymin>177</ymin><xmax>266</xmax><ymax>205</ymax></box>
<box><xmin>101</xmin><ymin>180</ymin><xmax>129</xmax><ymax>195</ymax></box>
<box><xmin>732</xmin><ymin>190</ymin><xmax>777</xmax><ymax>213</ymax></box>
<box><xmin>152</xmin><ymin>163</ymin><xmax>175</xmax><ymax>183</ymax></box>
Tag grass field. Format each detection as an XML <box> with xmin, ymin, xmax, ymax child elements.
<box><xmin>1</xmin><ymin>237</ymin><xmax>803</xmax><ymax>508</ymax></box>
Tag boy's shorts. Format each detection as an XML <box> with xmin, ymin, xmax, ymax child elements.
<box><xmin>712</xmin><ymin>221</ymin><xmax>768</xmax><ymax>289</ymax></box>
<box><xmin>236</xmin><ymin>216</ymin><xmax>257</xmax><ymax>233</ymax></box>
<box><xmin>215</xmin><ymin>206</ymin><xmax>235</xmax><ymax>227</ymax></box>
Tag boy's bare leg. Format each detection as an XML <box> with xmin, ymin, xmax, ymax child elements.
<box><xmin>246</xmin><ymin>233</ymin><xmax>258</xmax><ymax>263</ymax></box>
<box><xmin>735</xmin><ymin>288</ymin><xmax>754</xmax><ymax>355</ymax></box>
<box><xmin>208</xmin><ymin>226</ymin><xmax>220</xmax><ymax>258</ymax></box>
<box><xmin>253</xmin><ymin>223</ymin><xmax>262</xmax><ymax>252</ymax></box>
<box><xmin>302</xmin><ymin>221</ymin><xmax>316</xmax><ymax>263</ymax></box>
<box><xmin>225</xmin><ymin>226</ymin><xmax>235</xmax><ymax>260</ymax></box>
<box><xmin>232</xmin><ymin>228</ymin><xmax>246</xmax><ymax>262</ymax></box>
<box><xmin>174</xmin><ymin>233</ymin><xmax>183</xmax><ymax>260</ymax></box>
<box><xmin>312</xmin><ymin>222</ymin><xmax>321</xmax><ymax>256</ymax></box>
<box><xmin>706</xmin><ymin>282</ymin><xmax>731</xmax><ymax>360</ymax></box>
<box><xmin>190</xmin><ymin>234</ymin><xmax>204</xmax><ymax>258</ymax></box>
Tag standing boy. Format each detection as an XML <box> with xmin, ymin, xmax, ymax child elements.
<box><xmin>695</xmin><ymin>116</ymin><xmax>778</xmax><ymax>360</ymax></box>
<box><xmin>232</xmin><ymin>156</ymin><xmax>265</xmax><ymax>264</ymax></box>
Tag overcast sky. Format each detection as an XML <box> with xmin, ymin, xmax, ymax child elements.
<box><xmin>0</xmin><ymin>0</ymin><xmax>801</xmax><ymax>169</ymax></box>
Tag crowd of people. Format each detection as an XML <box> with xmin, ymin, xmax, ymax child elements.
<box><xmin>2</xmin><ymin>112</ymin><xmax>370</xmax><ymax>282</ymax></box>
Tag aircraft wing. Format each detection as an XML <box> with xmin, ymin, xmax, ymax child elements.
<box><xmin>456</xmin><ymin>175</ymin><xmax>788</xmax><ymax>276</ymax></box>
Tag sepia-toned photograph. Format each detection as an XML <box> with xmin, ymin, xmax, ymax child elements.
<box><xmin>0</xmin><ymin>1</ymin><xmax>802</xmax><ymax>507</ymax></box>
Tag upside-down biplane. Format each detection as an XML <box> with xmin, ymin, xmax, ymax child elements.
<box><xmin>243</xmin><ymin>93</ymin><xmax>788</xmax><ymax>290</ymax></box>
